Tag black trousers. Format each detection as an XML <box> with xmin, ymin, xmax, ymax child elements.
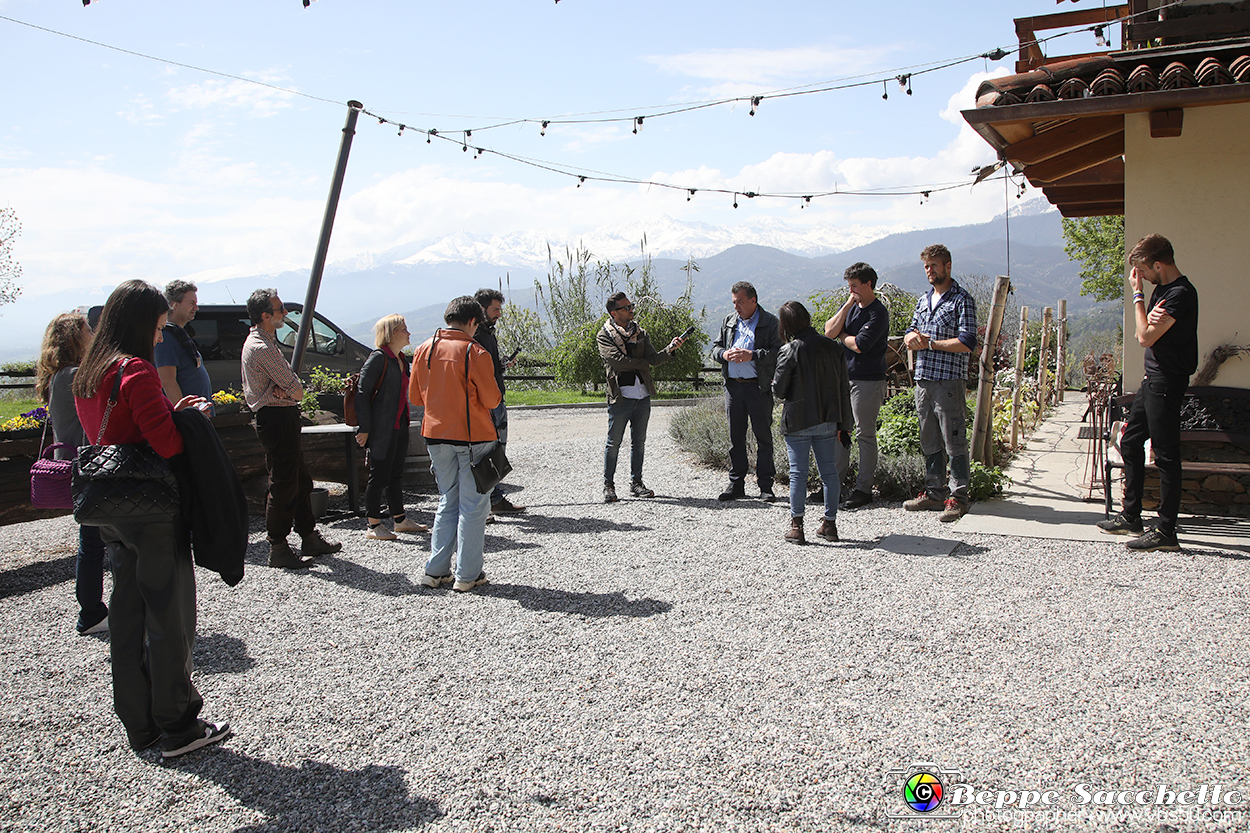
<box><xmin>365</xmin><ymin>420</ymin><xmax>410</xmax><ymax>519</ymax></box>
<box><xmin>725</xmin><ymin>379</ymin><xmax>776</xmax><ymax>488</ymax></box>
<box><xmin>1121</xmin><ymin>374</ymin><xmax>1186</xmax><ymax>535</ymax></box>
<box><xmin>102</xmin><ymin>518</ymin><xmax>203</xmax><ymax>750</ymax></box>
<box><xmin>254</xmin><ymin>406</ymin><xmax>315</xmax><ymax>543</ymax></box>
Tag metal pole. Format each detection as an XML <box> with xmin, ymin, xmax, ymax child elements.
<box><xmin>292</xmin><ymin>100</ymin><xmax>363</xmax><ymax>375</ymax></box>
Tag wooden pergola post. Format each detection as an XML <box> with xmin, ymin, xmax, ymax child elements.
<box><xmin>1055</xmin><ymin>299</ymin><xmax>1067</xmax><ymax>403</ymax></box>
<box><xmin>971</xmin><ymin>275</ymin><xmax>1012</xmax><ymax>465</ymax></box>
<box><xmin>1011</xmin><ymin>306</ymin><xmax>1028</xmax><ymax>448</ymax></box>
<box><xmin>1037</xmin><ymin>306</ymin><xmax>1053</xmax><ymax>410</ymax></box>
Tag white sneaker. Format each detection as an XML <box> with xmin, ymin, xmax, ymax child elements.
<box><xmin>366</xmin><ymin>525</ymin><xmax>397</xmax><ymax>540</ymax></box>
<box><xmin>453</xmin><ymin>571</ymin><xmax>489</xmax><ymax>592</ymax></box>
<box><xmin>162</xmin><ymin>721</ymin><xmax>232</xmax><ymax>759</ymax></box>
<box><xmin>420</xmin><ymin>573</ymin><xmax>453</xmax><ymax>588</ymax></box>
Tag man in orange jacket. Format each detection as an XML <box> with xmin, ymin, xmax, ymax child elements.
<box><xmin>410</xmin><ymin>296</ymin><xmax>502</xmax><ymax>592</ymax></box>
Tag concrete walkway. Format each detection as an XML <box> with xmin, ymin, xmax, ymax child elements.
<box><xmin>952</xmin><ymin>397</ymin><xmax>1250</xmax><ymax>552</ymax></box>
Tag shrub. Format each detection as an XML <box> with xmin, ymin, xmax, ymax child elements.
<box><xmin>970</xmin><ymin>460</ymin><xmax>1009</xmax><ymax>501</ymax></box>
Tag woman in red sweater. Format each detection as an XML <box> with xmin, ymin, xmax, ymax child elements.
<box><xmin>72</xmin><ymin>280</ymin><xmax>230</xmax><ymax>759</ymax></box>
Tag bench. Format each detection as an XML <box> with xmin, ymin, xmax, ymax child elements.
<box><xmin>1104</xmin><ymin>386</ymin><xmax>1250</xmax><ymax>517</ymax></box>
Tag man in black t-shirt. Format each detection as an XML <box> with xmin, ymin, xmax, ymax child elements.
<box><xmin>1097</xmin><ymin>234</ymin><xmax>1199</xmax><ymax>551</ymax></box>
<box><xmin>825</xmin><ymin>262</ymin><xmax>891</xmax><ymax>509</ymax></box>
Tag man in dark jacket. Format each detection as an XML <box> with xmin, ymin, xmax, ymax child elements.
<box><xmin>711</xmin><ymin>281</ymin><xmax>783</xmax><ymax>502</ymax></box>
<box><xmin>597</xmin><ymin>292</ymin><xmax>687</xmax><ymax>503</ymax></box>
<box><xmin>473</xmin><ymin>288</ymin><xmax>524</xmax><ymax>514</ymax></box>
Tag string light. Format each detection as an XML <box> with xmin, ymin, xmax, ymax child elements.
<box><xmin>633</xmin><ymin>116</ymin><xmax>644</xmax><ymax>134</ymax></box>
<box><xmin>749</xmin><ymin>96</ymin><xmax>761</xmax><ymax>116</ymax></box>
<box><xmin>540</xmin><ymin>120</ymin><xmax>549</xmax><ymax>136</ymax></box>
<box><xmin>732</xmin><ymin>193</ymin><xmax>739</xmax><ymax>209</ymax></box>
<box><xmin>687</xmin><ymin>189</ymin><xmax>696</xmax><ymax>202</ymax></box>
<box><xmin>897</xmin><ymin>73</ymin><xmax>913</xmax><ymax>95</ymax></box>
<box><xmin>882</xmin><ymin>80</ymin><xmax>889</xmax><ymax>100</ymax></box>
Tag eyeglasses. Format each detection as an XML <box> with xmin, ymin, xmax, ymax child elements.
<box><xmin>269</xmin><ymin>304</ymin><xmax>287</xmax><ymax>315</ymax></box>
<box><xmin>614</xmin><ymin>304</ymin><xmax>635</xmax><ymax>313</ymax></box>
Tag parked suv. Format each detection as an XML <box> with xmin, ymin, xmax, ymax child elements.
<box><xmin>84</xmin><ymin>303</ymin><xmax>371</xmax><ymax>393</ymax></box>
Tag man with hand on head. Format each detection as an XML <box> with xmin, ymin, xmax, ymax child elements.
<box><xmin>1097</xmin><ymin>233</ymin><xmax>1198</xmax><ymax>552</ymax></box>
<box><xmin>825</xmin><ymin>262</ymin><xmax>890</xmax><ymax>509</ymax></box>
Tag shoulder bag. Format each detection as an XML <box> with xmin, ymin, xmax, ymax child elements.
<box><xmin>344</xmin><ymin>354</ymin><xmax>388</xmax><ymax>427</ymax></box>
<box><xmin>30</xmin><ymin>418</ymin><xmax>75</xmax><ymax>510</ymax></box>
<box><xmin>462</xmin><ymin>342</ymin><xmax>511</xmax><ymax>494</ymax></box>
<box><xmin>72</xmin><ymin>359</ymin><xmax>181</xmax><ymax>526</ymax></box>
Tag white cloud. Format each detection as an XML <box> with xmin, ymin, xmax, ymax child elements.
<box><xmin>165</xmin><ymin>74</ymin><xmax>297</xmax><ymax>118</ymax></box>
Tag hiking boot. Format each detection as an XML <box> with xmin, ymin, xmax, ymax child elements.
<box><xmin>784</xmin><ymin>516</ymin><xmax>806</xmax><ymax>545</ymax></box>
<box><xmin>393</xmin><ymin>517</ymin><xmax>428</xmax><ymax>533</ymax></box>
<box><xmin>365</xmin><ymin>524</ymin><xmax>397</xmax><ymax>540</ymax></box>
<box><xmin>453</xmin><ymin>571</ymin><xmax>489</xmax><ymax>592</ymax></box>
<box><xmin>938</xmin><ymin>498</ymin><xmax>969</xmax><ymax>523</ymax></box>
<box><xmin>1125</xmin><ymin>528</ymin><xmax>1181</xmax><ymax>552</ymax></box>
<box><xmin>1097</xmin><ymin>513</ymin><xmax>1144</xmax><ymax>536</ymax></box>
<box><xmin>807</xmin><ymin>487</ymin><xmax>824</xmax><ymax>504</ymax></box>
<box><xmin>842</xmin><ymin>489</ymin><xmax>872</xmax><ymax>510</ymax></box>
<box><xmin>718</xmin><ymin>484</ymin><xmax>746</xmax><ymax>501</ymax></box>
<box><xmin>300</xmin><ymin>530</ymin><xmax>342</xmax><ymax>557</ymax></box>
<box><xmin>491</xmin><ymin>497</ymin><xmax>526</xmax><ymax>514</ymax></box>
<box><xmin>816</xmin><ymin>518</ymin><xmax>839</xmax><ymax>542</ymax></box>
<box><xmin>759</xmin><ymin>486</ymin><xmax>777</xmax><ymax>502</ymax></box>
<box><xmin>420</xmin><ymin>573</ymin><xmax>454</xmax><ymax>588</ymax></box>
<box><xmin>604</xmin><ymin>483</ymin><xmax>619</xmax><ymax>503</ymax></box>
<box><xmin>903</xmin><ymin>492</ymin><xmax>944</xmax><ymax>511</ymax></box>
<box><xmin>268</xmin><ymin>541</ymin><xmax>312</xmax><ymax>569</ymax></box>
<box><xmin>162</xmin><ymin>720</ymin><xmax>232</xmax><ymax>759</ymax></box>
<box><xmin>630</xmin><ymin>481</ymin><xmax>655</xmax><ymax>498</ymax></box>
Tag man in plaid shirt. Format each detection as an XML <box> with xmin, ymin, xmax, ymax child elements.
<box><xmin>902</xmin><ymin>244</ymin><xmax>978</xmax><ymax>521</ymax></box>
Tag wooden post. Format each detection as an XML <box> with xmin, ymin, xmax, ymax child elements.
<box><xmin>1011</xmin><ymin>306</ymin><xmax>1028</xmax><ymax>448</ymax></box>
<box><xmin>1037</xmin><ymin>306</ymin><xmax>1053</xmax><ymax>410</ymax></box>
<box><xmin>971</xmin><ymin>275</ymin><xmax>1012</xmax><ymax>465</ymax></box>
<box><xmin>1055</xmin><ymin>299</ymin><xmax>1067</xmax><ymax>403</ymax></box>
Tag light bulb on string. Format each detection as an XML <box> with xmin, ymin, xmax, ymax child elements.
<box><xmin>882</xmin><ymin>80</ymin><xmax>889</xmax><ymax>100</ymax></box>
<box><xmin>897</xmin><ymin>74</ymin><xmax>913</xmax><ymax>95</ymax></box>
<box><xmin>633</xmin><ymin>116</ymin><xmax>644</xmax><ymax>134</ymax></box>
<box><xmin>577</xmin><ymin>176</ymin><xmax>586</xmax><ymax>188</ymax></box>
<box><xmin>801</xmin><ymin>196</ymin><xmax>812</xmax><ymax>209</ymax></box>
<box><xmin>397</xmin><ymin>124</ymin><xmax>405</xmax><ymax>136</ymax></box>
<box><xmin>688</xmin><ymin>189</ymin><xmax>696</xmax><ymax>202</ymax></box>
<box><xmin>733</xmin><ymin>193</ymin><xmax>739</xmax><ymax>209</ymax></box>
<box><xmin>920</xmin><ymin>190</ymin><xmax>930</xmax><ymax>205</ymax></box>
<box><xmin>540</xmin><ymin>121</ymin><xmax>549</xmax><ymax>136</ymax></box>
<box><xmin>427</xmin><ymin>128</ymin><xmax>437</xmax><ymax>144</ymax></box>
<box><xmin>749</xmin><ymin>96</ymin><xmax>761</xmax><ymax>116</ymax></box>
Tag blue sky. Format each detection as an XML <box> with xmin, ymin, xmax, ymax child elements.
<box><xmin>0</xmin><ymin>0</ymin><xmax>1104</xmax><ymax>312</ymax></box>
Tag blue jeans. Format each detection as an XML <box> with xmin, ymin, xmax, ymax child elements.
<box><xmin>785</xmin><ymin>423</ymin><xmax>840</xmax><ymax>520</ymax></box>
<box><xmin>427</xmin><ymin>441</ymin><xmax>495</xmax><ymax>582</ymax></box>
<box><xmin>76</xmin><ymin>524</ymin><xmax>109</xmax><ymax>631</ymax></box>
<box><xmin>604</xmin><ymin>396</ymin><xmax>651</xmax><ymax>485</ymax></box>
<box><xmin>915</xmin><ymin>378</ymin><xmax>970</xmax><ymax>502</ymax></box>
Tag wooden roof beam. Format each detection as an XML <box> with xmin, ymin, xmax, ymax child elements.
<box><xmin>1043</xmin><ymin>183</ymin><xmax>1125</xmax><ymax>204</ymax></box>
<box><xmin>1049</xmin><ymin>158</ymin><xmax>1124</xmax><ymax>187</ymax></box>
<box><xmin>1024</xmin><ymin>132</ymin><xmax>1124</xmax><ymax>183</ymax></box>
<box><xmin>1058</xmin><ymin>201</ymin><xmax>1125</xmax><ymax>218</ymax></box>
<box><xmin>1002</xmin><ymin>114</ymin><xmax>1124</xmax><ymax>166</ymax></box>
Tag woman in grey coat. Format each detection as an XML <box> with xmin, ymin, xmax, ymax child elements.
<box><xmin>355</xmin><ymin>314</ymin><xmax>427</xmax><ymax>540</ymax></box>
<box><xmin>36</xmin><ymin>312</ymin><xmax>110</xmax><ymax>635</ymax></box>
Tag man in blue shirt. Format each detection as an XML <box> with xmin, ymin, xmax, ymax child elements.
<box><xmin>825</xmin><ymin>262</ymin><xmax>890</xmax><ymax>509</ymax></box>
<box><xmin>156</xmin><ymin>280</ymin><xmax>215</xmax><ymax>415</ymax></box>
<box><xmin>903</xmin><ymin>245</ymin><xmax>978</xmax><ymax>522</ymax></box>
<box><xmin>712</xmin><ymin>281</ymin><xmax>783</xmax><ymax>501</ymax></box>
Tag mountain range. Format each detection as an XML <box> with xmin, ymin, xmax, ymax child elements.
<box><xmin>0</xmin><ymin>198</ymin><xmax>1108</xmax><ymax>363</ymax></box>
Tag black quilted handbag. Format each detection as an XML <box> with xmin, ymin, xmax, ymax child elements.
<box><xmin>72</xmin><ymin>359</ymin><xmax>180</xmax><ymax>527</ymax></box>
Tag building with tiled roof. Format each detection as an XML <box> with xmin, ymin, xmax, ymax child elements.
<box><xmin>962</xmin><ymin>0</ymin><xmax>1250</xmax><ymax>387</ymax></box>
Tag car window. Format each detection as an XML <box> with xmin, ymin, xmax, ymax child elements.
<box><xmin>281</xmin><ymin>309</ymin><xmax>341</xmax><ymax>356</ymax></box>
<box><xmin>191</xmin><ymin>315</ymin><xmax>253</xmax><ymax>361</ymax></box>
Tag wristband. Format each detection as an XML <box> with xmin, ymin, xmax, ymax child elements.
<box><xmin>1133</xmin><ymin>293</ymin><xmax>1145</xmax><ymax>303</ymax></box>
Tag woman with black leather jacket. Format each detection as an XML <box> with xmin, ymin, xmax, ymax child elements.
<box><xmin>355</xmin><ymin>314</ymin><xmax>427</xmax><ymax>540</ymax></box>
<box><xmin>771</xmin><ymin>301</ymin><xmax>852</xmax><ymax>546</ymax></box>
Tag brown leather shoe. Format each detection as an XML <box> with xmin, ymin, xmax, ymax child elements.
<box><xmin>816</xmin><ymin>518</ymin><xmax>839</xmax><ymax>542</ymax></box>
<box><xmin>784</xmin><ymin>516</ymin><xmax>806</xmax><ymax>545</ymax></box>
<box><xmin>268</xmin><ymin>541</ymin><xmax>312</xmax><ymax>569</ymax></box>
<box><xmin>903</xmin><ymin>492</ymin><xmax>945</xmax><ymax>511</ymax></box>
<box><xmin>300</xmin><ymin>530</ymin><xmax>342</xmax><ymax>557</ymax></box>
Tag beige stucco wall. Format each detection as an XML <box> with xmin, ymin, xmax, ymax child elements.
<box><xmin>1123</xmin><ymin>101</ymin><xmax>1250</xmax><ymax>389</ymax></box>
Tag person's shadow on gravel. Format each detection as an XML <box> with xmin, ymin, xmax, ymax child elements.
<box><xmin>507</xmin><ymin>514</ymin><xmax>653</xmax><ymax>535</ymax></box>
<box><xmin>166</xmin><ymin>749</ymin><xmax>441</xmax><ymax>832</ymax></box>
<box><xmin>481</xmin><ymin>583</ymin><xmax>672</xmax><ymax>618</ymax></box>
<box><xmin>0</xmin><ymin>552</ymin><xmax>75</xmax><ymax>601</ymax></box>
<box><xmin>193</xmin><ymin>633</ymin><xmax>255</xmax><ymax>675</ymax></box>
<box><xmin>307</xmin><ymin>555</ymin><xmax>426</xmax><ymax>596</ymax></box>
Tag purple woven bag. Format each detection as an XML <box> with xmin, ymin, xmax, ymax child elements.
<box><xmin>31</xmin><ymin>424</ymin><xmax>76</xmax><ymax>510</ymax></box>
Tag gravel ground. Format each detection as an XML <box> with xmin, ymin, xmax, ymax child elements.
<box><xmin>2</xmin><ymin>405</ymin><xmax>1249</xmax><ymax>833</ymax></box>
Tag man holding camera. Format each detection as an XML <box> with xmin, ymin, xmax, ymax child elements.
<box><xmin>598</xmin><ymin>292</ymin><xmax>687</xmax><ymax>503</ymax></box>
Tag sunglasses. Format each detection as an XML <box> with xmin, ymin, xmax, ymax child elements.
<box><xmin>614</xmin><ymin>304</ymin><xmax>635</xmax><ymax>313</ymax></box>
